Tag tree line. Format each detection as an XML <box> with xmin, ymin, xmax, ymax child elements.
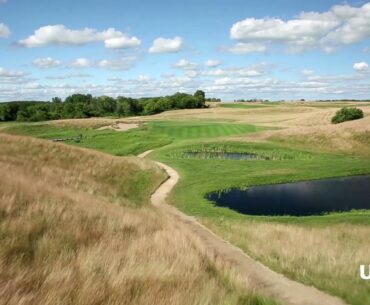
<box><xmin>0</xmin><ymin>90</ymin><xmax>206</xmax><ymax>122</ymax></box>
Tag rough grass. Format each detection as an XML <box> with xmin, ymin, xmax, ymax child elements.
<box><xmin>267</xmin><ymin>114</ymin><xmax>370</xmax><ymax>156</ymax></box>
<box><xmin>204</xmin><ymin>220</ymin><xmax>370</xmax><ymax>305</ymax></box>
<box><xmin>0</xmin><ymin>134</ymin><xmax>278</xmax><ymax>305</ymax></box>
<box><xmin>0</xmin><ymin>133</ymin><xmax>164</xmax><ymax>206</ymax></box>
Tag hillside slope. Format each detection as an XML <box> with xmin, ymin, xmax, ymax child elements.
<box><xmin>0</xmin><ymin>134</ymin><xmax>274</xmax><ymax>305</ymax></box>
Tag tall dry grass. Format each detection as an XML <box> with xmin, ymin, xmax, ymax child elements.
<box><xmin>205</xmin><ymin>219</ymin><xmax>370</xmax><ymax>305</ymax></box>
<box><xmin>267</xmin><ymin>113</ymin><xmax>370</xmax><ymax>156</ymax></box>
<box><xmin>0</xmin><ymin>134</ymin><xmax>272</xmax><ymax>305</ymax></box>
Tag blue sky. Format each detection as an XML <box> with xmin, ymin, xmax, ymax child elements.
<box><xmin>0</xmin><ymin>0</ymin><xmax>370</xmax><ymax>101</ymax></box>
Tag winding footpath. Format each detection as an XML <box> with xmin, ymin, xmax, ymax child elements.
<box><xmin>138</xmin><ymin>150</ymin><xmax>349</xmax><ymax>305</ymax></box>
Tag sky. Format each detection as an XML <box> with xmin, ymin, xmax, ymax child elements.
<box><xmin>0</xmin><ymin>0</ymin><xmax>370</xmax><ymax>101</ymax></box>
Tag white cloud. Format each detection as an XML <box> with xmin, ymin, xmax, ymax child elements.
<box><xmin>138</xmin><ymin>75</ymin><xmax>151</xmax><ymax>82</ymax></box>
<box><xmin>104</xmin><ymin>36</ymin><xmax>141</xmax><ymax>49</ymax></box>
<box><xmin>149</xmin><ymin>36</ymin><xmax>183</xmax><ymax>53</ymax></box>
<box><xmin>70</xmin><ymin>56</ymin><xmax>137</xmax><ymax>70</ymax></box>
<box><xmin>33</xmin><ymin>57</ymin><xmax>61</xmax><ymax>69</ymax></box>
<box><xmin>203</xmin><ymin>63</ymin><xmax>269</xmax><ymax>78</ymax></box>
<box><xmin>227</xmin><ymin>42</ymin><xmax>266</xmax><ymax>54</ymax></box>
<box><xmin>0</xmin><ymin>23</ymin><xmax>10</xmax><ymax>38</ymax></box>
<box><xmin>301</xmin><ymin>69</ymin><xmax>314</xmax><ymax>76</ymax></box>
<box><xmin>230</xmin><ymin>3</ymin><xmax>370</xmax><ymax>52</ymax></box>
<box><xmin>0</xmin><ymin>0</ymin><xmax>7</xmax><ymax>4</ymax></box>
<box><xmin>174</xmin><ymin>59</ymin><xmax>197</xmax><ymax>70</ymax></box>
<box><xmin>71</xmin><ymin>58</ymin><xmax>92</xmax><ymax>68</ymax></box>
<box><xmin>18</xmin><ymin>24</ymin><xmax>140</xmax><ymax>49</ymax></box>
<box><xmin>98</xmin><ymin>56</ymin><xmax>137</xmax><ymax>70</ymax></box>
<box><xmin>2</xmin><ymin>66</ymin><xmax>370</xmax><ymax>102</ymax></box>
<box><xmin>322</xmin><ymin>3</ymin><xmax>370</xmax><ymax>46</ymax></box>
<box><xmin>203</xmin><ymin>68</ymin><xmax>227</xmax><ymax>77</ymax></box>
<box><xmin>353</xmin><ymin>61</ymin><xmax>369</xmax><ymax>72</ymax></box>
<box><xmin>204</xmin><ymin>68</ymin><xmax>261</xmax><ymax>78</ymax></box>
<box><xmin>46</xmin><ymin>73</ymin><xmax>91</xmax><ymax>80</ymax></box>
<box><xmin>0</xmin><ymin>67</ymin><xmax>26</xmax><ymax>78</ymax></box>
<box><xmin>205</xmin><ymin>59</ymin><xmax>221</xmax><ymax>67</ymax></box>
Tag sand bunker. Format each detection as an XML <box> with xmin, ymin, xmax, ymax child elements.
<box><xmin>97</xmin><ymin>122</ymin><xmax>139</xmax><ymax>132</ymax></box>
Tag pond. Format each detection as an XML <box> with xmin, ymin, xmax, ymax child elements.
<box><xmin>207</xmin><ymin>175</ymin><xmax>370</xmax><ymax>216</ymax></box>
<box><xmin>183</xmin><ymin>152</ymin><xmax>268</xmax><ymax>160</ymax></box>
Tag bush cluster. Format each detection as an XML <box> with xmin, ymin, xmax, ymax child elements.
<box><xmin>331</xmin><ymin>107</ymin><xmax>364</xmax><ymax>124</ymax></box>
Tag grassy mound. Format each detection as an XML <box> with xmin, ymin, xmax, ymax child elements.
<box><xmin>0</xmin><ymin>134</ymin><xmax>277</xmax><ymax>305</ymax></box>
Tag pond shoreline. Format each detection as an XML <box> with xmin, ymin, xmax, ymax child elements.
<box><xmin>207</xmin><ymin>174</ymin><xmax>370</xmax><ymax>217</ymax></box>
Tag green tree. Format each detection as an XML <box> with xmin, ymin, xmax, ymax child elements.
<box><xmin>194</xmin><ymin>90</ymin><xmax>205</xmax><ymax>104</ymax></box>
<box><xmin>117</xmin><ymin>97</ymin><xmax>140</xmax><ymax>116</ymax></box>
<box><xmin>51</xmin><ymin>97</ymin><xmax>62</xmax><ymax>104</ymax></box>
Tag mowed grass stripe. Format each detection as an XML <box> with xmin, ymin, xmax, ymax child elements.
<box><xmin>148</xmin><ymin>121</ymin><xmax>260</xmax><ymax>140</ymax></box>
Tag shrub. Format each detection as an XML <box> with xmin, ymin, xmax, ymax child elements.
<box><xmin>331</xmin><ymin>107</ymin><xmax>364</xmax><ymax>124</ymax></box>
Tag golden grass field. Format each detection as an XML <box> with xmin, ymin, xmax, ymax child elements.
<box><xmin>204</xmin><ymin>219</ymin><xmax>370</xmax><ymax>305</ymax></box>
<box><xmin>0</xmin><ymin>134</ymin><xmax>273</xmax><ymax>305</ymax></box>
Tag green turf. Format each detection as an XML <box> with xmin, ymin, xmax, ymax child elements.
<box><xmin>3</xmin><ymin>121</ymin><xmax>262</xmax><ymax>156</ymax></box>
<box><xmin>150</xmin><ymin>141</ymin><xmax>370</xmax><ymax>225</ymax></box>
<box><xmin>3</xmin><ymin>123</ymin><xmax>172</xmax><ymax>156</ymax></box>
<box><xmin>148</xmin><ymin>121</ymin><xmax>262</xmax><ymax>139</ymax></box>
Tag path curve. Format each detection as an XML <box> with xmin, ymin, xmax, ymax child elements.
<box><xmin>139</xmin><ymin>150</ymin><xmax>349</xmax><ymax>305</ymax></box>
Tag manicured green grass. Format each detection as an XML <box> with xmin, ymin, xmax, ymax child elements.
<box><xmin>3</xmin><ymin>121</ymin><xmax>262</xmax><ymax>156</ymax></box>
<box><xmin>148</xmin><ymin>121</ymin><xmax>262</xmax><ymax>139</ymax></box>
<box><xmin>3</xmin><ymin>123</ymin><xmax>172</xmax><ymax>156</ymax></box>
<box><xmin>150</xmin><ymin>141</ymin><xmax>370</xmax><ymax>225</ymax></box>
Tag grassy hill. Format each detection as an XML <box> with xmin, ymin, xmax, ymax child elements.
<box><xmin>0</xmin><ymin>133</ymin><xmax>276</xmax><ymax>305</ymax></box>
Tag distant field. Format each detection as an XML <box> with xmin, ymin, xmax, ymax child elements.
<box><xmin>220</xmin><ymin>103</ymin><xmax>272</xmax><ymax>109</ymax></box>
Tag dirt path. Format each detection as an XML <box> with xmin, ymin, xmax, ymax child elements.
<box><xmin>138</xmin><ymin>150</ymin><xmax>349</xmax><ymax>305</ymax></box>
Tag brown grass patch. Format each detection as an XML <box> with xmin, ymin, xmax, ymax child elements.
<box><xmin>0</xmin><ymin>134</ymin><xmax>270</xmax><ymax>305</ymax></box>
<box><xmin>204</xmin><ymin>220</ymin><xmax>370</xmax><ymax>305</ymax></box>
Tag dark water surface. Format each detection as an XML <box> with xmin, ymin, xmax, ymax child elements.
<box><xmin>207</xmin><ymin>175</ymin><xmax>370</xmax><ymax>216</ymax></box>
<box><xmin>183</xmin><ymin>152</ymin><xmax>268</xmax><ymax>160</ymax></box>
